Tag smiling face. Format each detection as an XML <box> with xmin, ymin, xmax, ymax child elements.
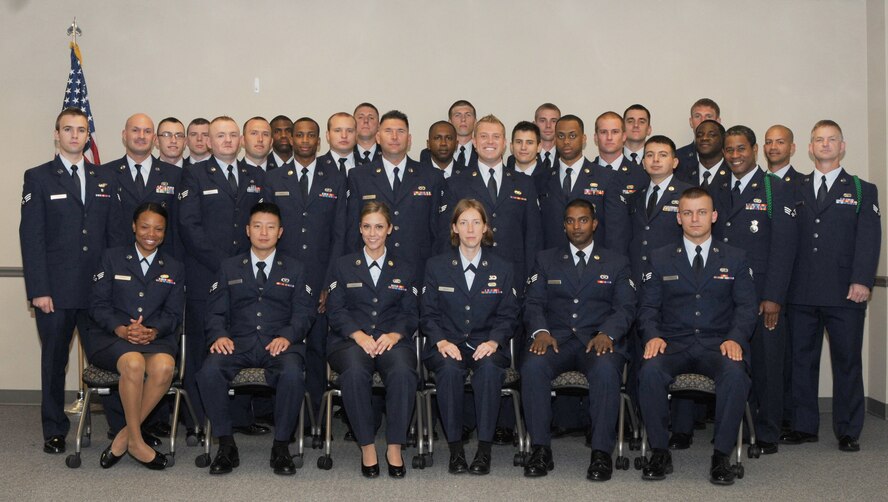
<box><xmin>723</xmin><ymin>134</ymin><xmax>758</xmax><ymax>178</ymax></box>
<box><xmin>133</xmin><ymin>209</ymin><xmax>166</xmax><ymax>256</ymax></box>
<box><xmin>511</xmin><ymin>130</ymin><xmax>541</xmax><ymax>167</ymax></box>
<box><xmin>123</xmin><ymin>114</ymin><xmax>155</xmax><ymax>160</ymax></box>
<box><xmin>764</xmin><ymin>126</ymin><xmax>795</xmax><ymax>169</ymax></box>
<box><xmin>359</xmin><ymin>210</ymin><xmax>392</xmax><ymax>254</ymax></box>
<box><xmin>473</xmin><ymin>121</ymin><xmax>506</xmax><ymax>166</ymax></box>
<box><xmin>155</xmin><ymin>121</ymin><xmax>186</xmax><ymax>161</ymax></box>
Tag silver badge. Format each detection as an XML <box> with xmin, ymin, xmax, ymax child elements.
<box><xmin>750</xmin><ymin>220</ymin><xmax>759</xmax><ymax>233</ymax></box>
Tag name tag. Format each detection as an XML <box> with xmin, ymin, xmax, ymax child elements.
<box><xmin>438</xmin><ymin>286</ymin><xmax>455</xmax><ymax>292</ymax></box>
<box><xmin>347</xmin><ymin>282</ymin><xmax>363</xmax><ymax>288</ymax></box>
<box><xmin>663</xmin><ymin>275</ymin><xmax>679</xmax><ymax>281</ymax></box>
<box><xmin>362</xmin><ymin>194</ymin><xmax>376</xmax><ymax>200</ymax></box>
<box><xmin>547</xmin><ymin>279</ymin><xmax>562</xmax><ymax>285</ymax></box>
<box><xmin>50</xmin><ymin>194</ymin><xmax>67</xmax><ymax>200</ymax></box>
<box><xmin>227</xmin><ymin>279</ymin><xmax>243</xmax><ymax>285</ymax></box>
<box><xmin>662</xmin><ymin>205</ymin><xmax>678</xmax><ymax>212</ymax></box>
<box><xmin>202</xmin><ymin>189</ymin><xmax>219</xmax><ymax>195</ymax></box>
<box><xmin>114</xmin><ymin>274</ymin><xmax>131</xmax><ymax>281</ymax></box>
<box><xmin>275</xmin><ymin>191</ymin><xmax>290</xmax><ymax>196</ymax></box>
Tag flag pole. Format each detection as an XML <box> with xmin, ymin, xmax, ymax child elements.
<box><xmin>63</xmin><ymin>16</ymin><xmax>87</xmax><ymax>418</ymax></box>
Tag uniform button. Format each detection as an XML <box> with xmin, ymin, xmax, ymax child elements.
<box><xmin>82</xmin><ymin>229</ymin><xmax>87</xmax><ymax>235</ymax></box>
<box><xmin>137</xmin><ymin>307</ymin><xmax>143</xmax><ymax>313</ymax></box>
<box><xmin>642</xmin><ymin>256</ymin><xmax>647</xmax><ymax>261</ymax></box>
<box><xmin>573</xmin><ymin>299</ymin><xmax>579</xmax><ymax>304</ymax></box>
<box><xmin>233</xmin><ymin>240</ymin><xmax>238</xmax><ymax>246</ymax></box>
<box><xmin>394</xmin><ymin>226</ymin><xmax>400</xmax><ymax>231</ymax></box>
<box><xmin>492</xmin><ymin>213</ymin><xmax>497</xmax><ymax>218</ymax></box>
<box><xmin>394</xmin><ymin>242</ymin><xmax>400</xmax><ymax>247</ymax></box>
<box><xmin>723</xmin><ymin>238</ymin><xmax>729</xmax><ymax>242</ymax></box>
<box><xmin>813</xmin><ymin>233</ymin><xmax>819</xmax><ymax>238</ymax></box>
<box><xmin>644</xmin><ymin>226</ymin><xmax>650</xmax><ymax>231</ymax></box>
<box><xmin>302</xmin><ymin>212</ymin><xmax>308</xmax><ymax>217</ymax></box>
<box><xmin>394</xmin><ymin>210</ymin><xmax>400</xmax><ymax>216</ymax></box>
<box><xmin>695</xmin><ymin>294</ymin><xmax>701</xmax><ymax>299</ymax></box>
<box><xmin>492</xmin><ymin>242</ymin><xmax>498</xmax><ymax>247</ymax></box>
<box><xmin>815</xmin><ymin>218</ymin><xmax>820</xmax><ymax>224</ymax></box>
<box><xmin>82</xmin><ymin>246</ymin><xmax>88</xmax><ymax>252</ymax></box>
<box><xmin>465</xmin><ymin>320</ymin><xmax>470</xmax><ymax>325</ymax></box>
<box><xmin>465</xmin><ymin>305</ymin><xmax>471</xmax><ymax>311</ymax></box>
<box><xmin>813</xmin><ymin>248</ymin><xmax>818</xmax><ymax>253</ymax></box>
<box><xmin>493</xmin><ymin>228</ymin><xmax>497</xmax><ymax>232</ymax></box>
<box><xmin>572</xmin><ymin>313</ymin><xmax>578</xmax><ymax>319</ymax></box>
<box><xmin>641</xmin><ymin>240</ymin><xmax>647</xmax><ymax>246</ymax></box>
<box><xmin>256</xmin><ymin>312</ymin><xmax>262</xmax><ymax>317</ymax></box>
<box><xmin>258</xmin><ymin>297</ymin><xmax>262</xmax><ymax>302</ymax></box>
<box><xmin>302</xmin><ymin>244</ymin><xmax>308</xmax><ymax>250</ymax></box>
<box><xmin>695</xmin><ymin>311</ymin><xmax>701</xmax><ymax>316</ymax></box>
<box><xmin>695</xmin><ymin>329</ymin><xmax>701</xmax><ymax>334</ymax></box>
<box><xmin>371</xmin><ymin>311</ymin><xmax>377</xmax><ymax>316</ymax></box>
<box><xmin>233</xmin><ymin>223</ymin><xmax>238</xmax><ymax>228</ymax></box>
<box><xmin>301</xmin><ymin>228</ymin><xmax>306</xmax><ymax>233</ymax></box>
<box><xmin>139</xmin><ymin>292</ymin><xmax>145</xmax><ymax>298</ymax></box>
<box><xmin>372</xmin><ymin>298</ymin><xmax>378</xmax><ymax>303</ymax></box>
<box><xmin>371</xmin><ymin>324</ymin><xmax>376</xmax><ymax>329</ymax></box>
<box><xmin>256</xmin><ymin>325</ymin><xmax>261</xmax><ymax>330</ymax></box>
<box><xmin>464</xmin><ymin>334</ymin><xmax>469</xmax><ymax>338</ymax></box>
<box><xmin>726</xmin><ymin>222</ymin><xmax>731</xmax><ymax>227</ymax></box>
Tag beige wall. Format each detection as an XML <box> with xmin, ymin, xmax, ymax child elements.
<box><xmin>1</xmin><ymin>0</ymin><xmax>885</xmax><ymax>405</ymax></box>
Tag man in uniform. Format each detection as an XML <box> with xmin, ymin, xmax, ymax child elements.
<box><xmin>185</xmin><ymin>118</ymin><xmax>211</xmax><ymax>167</ymax></box>
<box><xmin>267</xmin><ymin>115</ymin><xmax>294</xmax><ymax>172</ymax></box>
<box><xmin>521</xmin><ymin>199</ymin><xmax>636</xmax><ymax>481</ymax></box>
<box><xmin>509</xmin><ymin>121</ymin><xmax>548</xmax><ymax>194</ymax></box>
<box><xmin>780</xmin><ymin>120</ymin><xmax>881</xmax><ymax>452</ymax></box>
<box><xmin>534</xmin><ymin>103</ymin><xmax>561</xmax><ymax>170</ymax></box>
<box><xmin>20</xmin><ymin>108</ymin><xmax>125</xmax><ymax>453</ymax></box>
<box><xmin>623</xmin><ymin>104</ymin><xmax>652</xmax><ymax>166</ymax></box>
<box><xmin>674</xmin><ymin>98</ymin><xmax>722</xmax><ymax>178</ymax></box>
<box><xmin>712</xmin><ymin>125</ymin><xmax>797</xmax><ymax>454</ymax></box>
<box><xmin>241</xmin><ymin>117</ymin><xmax>274</xmax><ymax>171</ymax></box>
<box><xmin>198</xmin><ymin>202</ymin><xmax>315</xmax><ymax>475</ymax></box>
<box><xmin>449</xmin><ymin>100</ymin><xmax>478</xmax><ymax>169</ymax></box>
<box><xmin>155</xmin><ymin>117</ymin><xmax>187</xmax><ymax>167</ymax></box>
<box><xmin>423</xmin><ymin>120</ymin><xmax>457</xmax><ymax>179</ymax></box>
<box><xmin>354</xmin><ymin>103</ymin><xmax>382</xmax><ymax>165</ymax></box>
<box><xmin>592</xmin><ymin>111</ymin><xmax>650</xmax><ymax>207</ymax></box>
<box><xmin>764</xmin><ymin>125</ymin><xmax>802</xmax><ymax>184</ymax></box>
<box><xmin>637</xmin><ymin>187</ymin><xmax>756</xmax><ymax>485</ymax></box>
<box><xmin>324</xmin><ymin>112</ymin><xmax>358</xmax><ymax>177</ymax></box>
<box><xmin>178</xmin><ymin>116</ymin><xmax>268</xmax><ymax>439</ymax></box>
<box><xmin>676</xmin><ymin>119</ymin><xmax>731</xmax><ymax>191</ymax></box>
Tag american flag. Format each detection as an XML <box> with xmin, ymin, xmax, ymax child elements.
<box><xmin>62</xmin><ymin>42</ymin><xmax>100</xmax><ymax>164</ymax></box>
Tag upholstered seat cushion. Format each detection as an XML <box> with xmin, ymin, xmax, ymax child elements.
<box><xmin>669</xmin><ymin>373</ymin><xmax>716</xmax><ymax>394</ymax></box>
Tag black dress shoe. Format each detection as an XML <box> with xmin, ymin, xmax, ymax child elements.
<box><xmin>43</xmin><ymin>435</ymin><xmax>65</xmax><ymax>454</ymax></box>
<box><xmin>758</xmin><ymin>441</ymin><xmax>778</xmax><ymax>454</ymax></box>
<box><xmin>838</xmin><ymin>435</ymin><xmax>860</xmax><ymax>452</ymax></box>
<box><xmin>709</xmin><ymin>453</ymin><xmax>735</xmax><ymax>485</ymax></box>
<box><xmin>492</xmin><ymin>426</ymin><xmax>514</xmax><ymax>445</ymax></box>
<box><xmin>387</xmin><ymin>455</ymin><xmax>406</xmax><ymax>478</ymax></box>
<box><xmin>586</xmin><ymin>450</ymin><xmax>612</xmax><ymax>482</ymax></box>
<box><xmin>141</xmin><ymin>430</ymin><xmax>162</xmax><ymax>447</ymax></box>
<box><xmin>344</xmin><ymin>429</ymin><xmax>356</xmax><ymax>442</ymax></box>
<box><xmin>779</xmin><ymin>430</ymin><xmax>818</xmax><ymax>445</ymax></box>
<box><xmin>144</xmin><ymin>422</ymin><xmax>172</xmax><ymax>437</ymax></box>
<box><xmin>233</xmin><ymin>423</ymin><xmax>270</xmax><ymax>436</ymax></box>
<box><xmin>468</xmin><ymin>450</ymin><xmax>491</xmax><ymax>475</ymax></box>
<box><xmin>523</xmin><ymin>445</ymin><xmax>554</xmax><ymax>477</ymax></box>
<box><xmin>99</xmin><ymin>443</ymin><xmax>124</xmax><ymax>468</ymax></box>
<box><xmin>210</xmin><ymin>445</ymin><xmax>240</xmax><ymax>475</ymax></box>
<box><xmin>448</xmin><ymin>450</ymin><xmax>468</xmax><ymax>474</ymax></box>
<box><xmin>271</xmin><ymin>450</ymin><xmax>296</xmax><ymax>475</ymax></box>
<box><xmin>668</xmin><ymin>432</ymin><xmax>693</xmax><ymax>450</ymax></box>
<box><xmin>642</xmin><ymin>449</ymin><xmax>673</xmax><ymax>481</ymax></box>
<box><xmin>129</xmin><ymin>449</ymin><xmax>168</xmax><ymax>471</ymax></box>
<box><xmin>361</xmin><ymin>462</ymin><xmax>380</xmax><ymax>478</ymax></box>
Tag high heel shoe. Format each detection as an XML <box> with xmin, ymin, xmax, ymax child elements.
<box><xmin>386</xmin><ymin>453</ymin><xmax>406</xmax><ymax>478</ymax></box>
<box><xmin>361</xmin><ymin>461</ymin><xmax>380</xmax><ymax>478</ymax></box>
<box><xmin>129</xmin><ymin>449</ymin><xmax>168</xmax><ymax>470</ymax></box>
<box><xmin>99</xmin><ymin>444</ymin><xmax>124</xmax><ymax>469</ymax></box>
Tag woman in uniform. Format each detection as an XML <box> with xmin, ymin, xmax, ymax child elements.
<box><xmin>85</xmin><ymin>202</ymin><xmax>184</xmax><ymax>470</ymax></box>
<box><xmin>326</xmin><ymin>200</ymin><xmax>418</xmax><ymax>478</ymax></box>
<box><xmin>420</xmin><ymin>198</ymin><xmax>518</xmax><ymax>475</ymax></box>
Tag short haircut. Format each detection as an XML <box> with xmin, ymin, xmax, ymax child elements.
<box><xmin>623</xmin><ymin>104</ymin><xmax>651</xmax><ymax>122</ymax></box>
<box><xmin>725</xmin><ymin>125</ymin><xmax>756</xmax><ymax>146</ymax></box>
<box><xmin>511</xmin><ymin>121</ymin><xmax>540</xmax><ymax>142</ymax></box>
<box><xmin>270</xmin><ymin>115</ymin><xmax>292</xmax><ymax>124</ymax></box>
<box><xmin>695</xmin><ymin>119</ymin><xmax>726</xmax><ymax>136</ymax></box>
<box><xmin>327</xmin><ymin>112</ymin><xmax>356</xmax><ymax>131</ymax></box>
<box><xmin>768</xmin><ymin>124</ymin><xmax>795</xmax><ymax>143</ymax></box>
<box><xmin>428</xmin><ymin>120</ymin><xmax>456</xmax><ymax>137</ymax></box>
<box><xmin>474</xmin><ymin>114</ymin><xmax>505</xmax><ymax>134</ymax></box>
<box><xmin>644</xmin><ymin>135</ymin><xmax>677</xmax><ymax>155</ymax></box>
<box><xmin>691</xmin><ymin>98</ymin><xmax>721</xmax><ymax>118</ymax></box>
<box><xmin>449</xmin><ymin>198</ymin><xmax>494</xmax><ymax>247</ymax></box>
<box><xmin>680</xmin><ymin>186</ymin><xmax>714</xmax><ymax>206</ymax></box>
<box><xmin>379</xmin><ymin>110</ymin><xmax>409</xmax><ymax>129</ymax></box>
<box><xmin>250</xmin><ymin>202</ymin><xmax>281</xmax><ymax>222</ymax></box>
<box><xmin>354</xmin><ymin>102</ymin><xmax>379</xmax><ymax>116</ymax></box>
<box><xmin>595</xmin><ymin>111</ymin><xmax>624</xmax><ymax>132</ymax></box>
<box><xmin>811</xmin><ymin>119</ymin><xmax>843</xmax><ymax>140</ymax></box>
<box><xmin>210</xmin><ymin>115</ymin><xmax>237</xmax><ymax>128</ymax></box>
<box><xmin>448</xmin><ymin>100</ymin><xmax>476</xmax><ymax>118</ymax></box>
<box><xmin>360</xmin><ymin>200</ymin><xmax>392</xmax><ymax>225</ymax></box>
<box><xmin>293</xmin><ymin>117</ymin><xmax>320</xmax><ymax>134</ymax></box>
<box><xmin>157</xmin><ymin>117</ymin><xmax>183</xmax><ymax>130</ymax></box>
<box><xmin>55</xmin><ymin>107</ymin><xmax>88</xmax><ymax>130</ymax></box>
<box><xmin>565</xmin><ymin>198</ymin><xmax>596</xmax><ymax>220</ymax></box>
<box><xmin>133</xmin><ymin>201</ymin><xmax>168</xmax><ymax>225</ymax></box>
<box><xmin>187</xmin><ymin>117</ymin><xmax>210</xmax><ymax>131</ymax></box>
<box><xmin>242</xmin><ymin>116</ymin><xmax>269</xmax><ymax>134</ymax></box>
<box><xmin>534</xmin><ymin>102</ymin><xmax>561</xmax><ymax>118</ymax></box>
<box><xmin>557</xmin><ymin>114</ymin><xmax>585</xmax><ymax>133</ymax></box>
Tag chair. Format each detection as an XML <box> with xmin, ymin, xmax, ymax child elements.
<box><xmin>315</xmin><ymin>336</ymin><xmax>423</xmax><ymax>470</ymax></box>
<box><xmin>514</xmin><ymin>363</ymin><xmax>639</xmax><ymax>470</ymax></box>
<box><xmin>193</xmin><ymin>369</ymin><xmax>315</xmax><ymax>469</ymax></box>
<box><xmin>634</xmin><ymin>373</ymin><xmax>758</xmax><ymax>478</ymax></box>
<box><xmin>65</xmin><ymin>330</ymin><xmax>200</xmax><ymax>468</ymax></box>
<box><xmin>415</xmin><ymin>338</ymin><xmax>526</xmax><ymax>469</ymax></box>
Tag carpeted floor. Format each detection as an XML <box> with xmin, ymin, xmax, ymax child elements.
<box><xmin>2</xmin><ymin>404</ymin><xmax>886</xmax><ymax>501</ymax></box>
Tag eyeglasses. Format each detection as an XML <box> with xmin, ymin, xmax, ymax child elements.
<box><xmin>159</xmin><ymin>132</ymin><xmax>186</xmax><ymax>139</ymax></box>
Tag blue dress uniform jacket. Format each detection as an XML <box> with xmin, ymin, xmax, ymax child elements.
<box><xmin>523</xmin><ymin>245</ymin><xmax>636</xmax><ymax>355</ymax></box>
<box><xmin>420</xmin><ymin>250</ymin><xmax>519</xmax><ymax>357</ymax></box>
<box><xmin>592</xmin><ymin>155</ymin><xmax>651</xmax><ymax>206</ymax></box>
<box><xmin>20</xmin><ymin>156</ymin><xmax>126</xmax><ymax>308</ymax></box>
<box><xmin>638</xmin><ymin>241</ymin><xmax>758</xmax><ymax>357</ymax></box>
<box><xmin>421</xmin><ymin>146</ymin><xmax>478</xmax><ymax>170</ymax></box>
<box><xmin>102</xmin><ymin>156</ymin><xmax>183</xmax><ymax>258</ymax></box>
<box><xmin>265</xmin><ymin>154</ymin><xmax>347</xmax><ymax>292</ymax></box>
<box><xmin>354</xmin><ymin>145</ymin><xmax>382</xmax><ymax>166</ymax></box>
<box><xmin>674</xmin><ymin>142</ymin><xmax>697</xmax><ymax>182</ymax></box>
<box><xmin>178</xmin><ymin>158</ymin><xmax>265</xmax><ymax>300</ymax></box>
<box><xmin>506</xmin><ymin>154</ymin><xmax>551</xmax><ymax>195</ymax></box>
<box><xmin>326</xmin><ymin>253</ymin><xmax>419</xmax><ymax>355</ymax></box>
<box><xmin>676</xmin><ymin>158</ymin><xmax>731</xmax><ymax>190</ymax></box>
<box><xmin>205</xmin><ymin>253</ymin><xmax>315</xmax><ymax>356</ymax></box>
<box><xmin>85</xmin><ymin>247</ymin><xmax>185</xmax><ymax>359</ymax></box>
<box><xmin>539</xmin><ymin>158</ymin><xmax>630</xmax><ymax>255</ymax></box>
<box><xmin>787</xmin><ymin>169</ymin><xmax>881</xmax><ymax>307</ymax></box>
<box><xmin>628</xmin><ymin>178</ymin><xmax>693</xmax><ymax>283</ymax></box>
<box><xmin>443</xmin><ymin>164</ymin><xmax>542</xmax><ymax>286</ymax></box>
<box><xmin>345</xmin><ymin>159</ymin><xmax>446</xmax><ymax>277</ymax></box>
<box><xmin>777</xmin><ymin>165</ymin><xmax>803</xmax><ymax>185</ymax></box>
<box><xmin>713</xmin><ymin>169</ymin><xmax>798</xmax><ymax>305</ymax></box>
<box><xmin>264</xmin><ymin>152</ymin><xmax>291</xmax><ymax>172</ymax></box>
